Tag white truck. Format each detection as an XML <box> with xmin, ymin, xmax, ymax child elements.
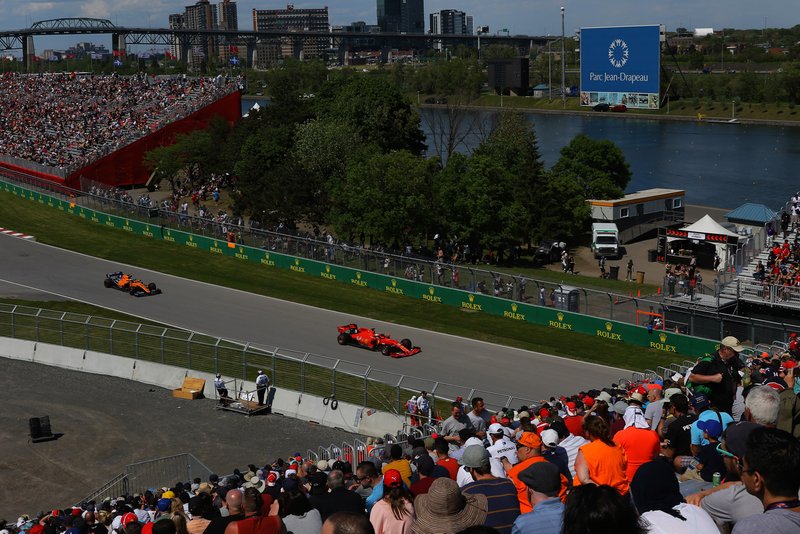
<box><xmin>591</xmin><ymin>222</ymin><xmax>620</xmax><ymax>259</ymax></box>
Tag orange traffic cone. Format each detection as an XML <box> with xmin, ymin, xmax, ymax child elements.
<box><xmin>637</xmin><ymin>289</ymin><xmax>641</xmax><ymax>297</ymax></box>
<box><xmin>657</xmin><ymin>287</ymin><xmax>662</xmax><ymax>295</ymax></box>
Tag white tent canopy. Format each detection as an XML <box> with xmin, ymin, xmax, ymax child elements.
<box><xmin>681</xmin><ymin>214</ymin><xmax>739</xmax><ymax>238</ymax></box>
<box><xmin>667</xmin><ymin>214</ymin><xmax>738</xmax><ymax>270</ymax></box>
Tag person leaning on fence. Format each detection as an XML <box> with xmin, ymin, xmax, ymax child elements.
<box><xmin>687</xmin><ymin>336</ymin><xmax>745</xmax><ymax>416</ymax></box>
<box><xmin>256</xmin><ymin>370</ymin><xmax>270</xmax><ymax>406</ymax></box>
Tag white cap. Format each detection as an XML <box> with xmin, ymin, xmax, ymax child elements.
<box><xmin>488</xmin><ymin>423</ymin><xmax>505</xmax><ymax>434</ymax></box>
<box><xmin>463</xmin><ymin>437</ymin><xmax>483</xmax><ymax>448</ymax></box>
<box><xmin>285</xmin><ymin>468</ymin><xmax>297</xmax><ymax>476</ymax></box>
<box><xmin>540</xmin><ymin>429</ymin><xmax>560</xmax><ymax>448</ymax></box>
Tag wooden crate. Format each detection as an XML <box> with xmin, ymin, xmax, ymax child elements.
<box><xmin>172</xmin><ymin>377</ymin><xmax>206</xmax><ymax>400</ymax></box>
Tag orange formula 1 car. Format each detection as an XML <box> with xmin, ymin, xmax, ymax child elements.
<box><xmin>337</xmin><ymin>323</ymin><xmax>421</xmax><ymax>358</ymax></box>
<box><xmin>104</xmin><ymin>271</ymin><xmax>162</xmax><ymax>297</ymax></box>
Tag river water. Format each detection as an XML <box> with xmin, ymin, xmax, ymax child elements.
<box><xmin>242</xmin><ymin>98</ymin><xmax>800</xmax><ymax>210</ymax></box>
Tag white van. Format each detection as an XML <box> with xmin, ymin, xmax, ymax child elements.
<box><xmin>591</xmin><ymin>222</ymin><xmax>619</xmax><ymax>258</ymax></box>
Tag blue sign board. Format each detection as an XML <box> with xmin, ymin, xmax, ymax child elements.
<box><xmin>580</xmin><ymin>25</ymin><xmax>661</xmax><ymax>109</ymax></box>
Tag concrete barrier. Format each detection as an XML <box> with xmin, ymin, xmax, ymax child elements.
<box><xmin>0</xmin><ymin>338</ymin><xmax>35</xmax><ymax>361</ymax></box>
<box><xmin>0</xmin><ymin>337</ymin><xmax>405</xmax><ymax>438</ymax></box>
<box><xmin>83</xmin><ymin>351</ymin><xmax>135</xmax><ymax>380</ymax></box>
<box><xmin>132</xmin><ymin>360</ymin><xmax>189</xmax><ymax>390</ymax></box>
<box><xmin>270</xmin><ymin>389</ymin><xmax>302</xmax><ymax>419</ymax></box>
<box><xmin>33</xmin><ymin>343</ymin><xmax>84</xmax><ymax>370</ymax></box>
<box><xmin>358</xmin><ymin>409</ymin><xmax>405</xmax><ymax>438</ymax></box>
<box><xmin>319</xmin><ymin>401</ymin><xmax>363</xmax><ymax>434</ymax></box>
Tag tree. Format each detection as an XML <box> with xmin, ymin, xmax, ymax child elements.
<box><xmin>292</xmin><ymin>119</ymin><xmax>363</xmax><ymax>224</ymax></box>
<box><xmin>143</xmin><ymin>143</ymin><xmax>185</xmax><ymax>191</ymax></box>
<box><xmin>232</xmin><ymin>124</ymin><xmax>302</xmax><ymax>228</ymax></box>
<box><xmin>549</xmin><ymin>133</ymin><xmax>632</xmax><ymax>199</ymax></box>
<box><xmin>316</xmin><ymin>76</ymin><xmax>426</xmax><ymax>155</ymax></box>
<box><xmin>328</xmin><ymin>151</ymin><xmax>436</xmax><ymax>246</ymax></box>
<box><xmin>472</xmin><ymin>111</ymin><xmax>547</xmax><ymax>244</ymax></box>
<box><xmin>538</xmin><ymin>173</ymin><xmax>592</xmax><ymax>240</ymax></box>
<box><xmin>435</xmin><ymin>152</ymin><xmax>528</xmax><ymax>254</ymax></box>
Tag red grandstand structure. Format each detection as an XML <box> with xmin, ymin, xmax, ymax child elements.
<box><xmin>0</xmin><ymin>74</ymin><xmax>242</xmax><ymax>190</ymax></box>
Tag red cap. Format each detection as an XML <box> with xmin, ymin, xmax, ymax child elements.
<box><xmin>121</xmin><ymin>513</ymin><xmax>138</xmax><ymax>527</ymax></box>
<box><xmin>582</xmin><ymin>397</ymin><xmax>595</xmax><ymax>408</ymax></box>
<box><xmin>538</xmin><ymin>408</ymin><xmax>550</xmax><ymax>419</ymax></box>
<box><xmin>383</xmin><ymin>469</ymin><xmax>402</xmax><ymax>488</ymax></box>
<box><xmin>71</xmin><ymin>509</ymin><xmax>82</xmax><ymax>517</ymax></box>
<box><xmin>790</xmin><ymin>333</ymin><xmax>798</xmax><ymax>338</ymax></box>
<box><xmin>501</xmin><ymin>416</ymin><xmax>511</xmax><ymax>425</ymax></box>
<box><xmin>783</xmin><ymin>360</ymin><xmax>798</xmax><ymax>369</ymax></box>
<box><xmin>490</xmin><ymin>415</ymin><xmax>497</xmax><ymax>424</ymax></box>
<box><xmin>456</xmin><ymin>396</ymin><xmax>463</xmax><ymax>402</ymax></box>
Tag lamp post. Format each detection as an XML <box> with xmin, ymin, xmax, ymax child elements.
<box><xmin>548</xmin><ymin>38</ymin><xmax>552</xmax><ymax>102</ymax></box>
<box><xmin>561</xmin><ymin>6</ymin><xmax>566</xmax><ymax>108</ymax></box>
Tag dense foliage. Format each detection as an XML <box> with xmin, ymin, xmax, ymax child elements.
<box><xmin>145</xmin><ymin>64</ymin><xmax>633</xmax><ymax>253</ymax></box>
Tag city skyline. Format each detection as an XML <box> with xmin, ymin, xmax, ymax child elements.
<box><xmin>0</xmin><ymin>0</ymin><xmax>794</xmax><ymax>52</ymax></box>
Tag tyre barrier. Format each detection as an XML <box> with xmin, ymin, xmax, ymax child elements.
<box><xmin>322</xmin><ymin>396</ymin><xmax>339</xmax><ymax>410</ymax></box>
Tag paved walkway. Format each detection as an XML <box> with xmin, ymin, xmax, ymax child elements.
<box><xmin>544</xmin><ymin>204</ymin><xmax>732</xmax><ymax>286</ymax></box>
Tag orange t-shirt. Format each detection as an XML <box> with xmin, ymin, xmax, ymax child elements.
<box><xmin>508</xmin><ymin>456</ymin><xmax>546</xmax><ymax>513</ymax></box>
<box><xmin>574</xmin><ymin>439</ymin><xmax>629</xmax><ymax>495</ymax></box>
<box><xmin>613</xmin><ymin>427</ymin><xmax>661</xmax><ymax>482</ymax></box>
<box><xmin>437</xmin><ymin>457</ymin><xmax>459</xmax><ymax>480</ymax></box>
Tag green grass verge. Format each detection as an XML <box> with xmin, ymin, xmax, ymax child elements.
<box><xmin>0</xmin><ymin>189</ymin><xmax>685</xmax><ymax>374</ymax></box>
<box><xmin>456</xmin><ymin>94</ymin><xmax>800</xmax><ymax>123</ymax></box>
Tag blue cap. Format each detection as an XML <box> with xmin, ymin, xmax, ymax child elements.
<box><xmin>156</xmin><ymin>498</ymin><xmax>171</xmax><ymax>512</ymax></box>
<box><xmin>691</xmin><ymin>393</ymin><xmax>710</xmax><ymax>410</ymax></box>
<box><xmin>698</xmin><ymin>418</ymin><xmax>723</xmax><ymax>438</ymax></box>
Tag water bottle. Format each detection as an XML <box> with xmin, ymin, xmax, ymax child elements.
<box><xmin>712</xmin><ymin>472</ymin><xmax>721</xmax><ymax>486</ymax></box>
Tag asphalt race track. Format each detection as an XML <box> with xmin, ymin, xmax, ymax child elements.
<box><xmin>0</xmin><ymin>235</ymin><xmax>629</xmax><ymax>400</ymax></box>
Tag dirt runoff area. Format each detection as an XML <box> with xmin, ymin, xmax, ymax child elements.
<box><xmin>0</xmin><ymin>358</ymin><xmax>358</xmax><ymax>520</ymax></box>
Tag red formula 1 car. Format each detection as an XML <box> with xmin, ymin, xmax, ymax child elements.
<box><xmin>337</xmin><ymin>323</ymin><xmax>421</xmax><ymax>358</ymax></box>
<box><xmin>104</xmin><ymin>271</ymin><xmax>162</xmax><ymax>297</ymax></box>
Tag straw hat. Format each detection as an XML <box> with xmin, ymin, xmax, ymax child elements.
<box><xmin>410</xmin><ymin>478</ymin><xmax>488</xmax><ymax>534</ymax></box>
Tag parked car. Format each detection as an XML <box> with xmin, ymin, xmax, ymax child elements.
<box><xmin>534</xmin><ymin>239</ymin><xmax>565</xmax><ymax>264</ymax></box>
<box><xmin>593</xmin><ymin>103</ymin><xmax>610</xmax><ymax>112</ymax></box>
<box><xmin>611</xmin><ymin>104</ymin><xmax>627</xmax><ymax>112</ymax></box>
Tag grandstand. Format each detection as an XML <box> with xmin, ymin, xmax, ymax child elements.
<box><xmin>0</xmin><ymin>73</ymin><xmax>241</xmax><ymax>189</ymax></box>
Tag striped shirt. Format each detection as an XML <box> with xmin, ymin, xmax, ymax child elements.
<box><xmin>462</xmin><ymin>478</ymin><xmax>520</xmax><ymax>534</ymax></box>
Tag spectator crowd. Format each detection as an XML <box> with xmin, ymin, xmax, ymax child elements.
<box><xmin>0</xmin><ymin>73</ymin><xmax>236</xmax><ymax>171</ymax></box>
<box><xmin>4</xmin><ymin>334</ymin><xmax>799</xmax><ymax>534</ymax></box>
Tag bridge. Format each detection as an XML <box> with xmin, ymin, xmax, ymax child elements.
<box><xmin>0</xmin><ymin>17</ymin><xmax>552</xmax><ymax>69</ymax></box>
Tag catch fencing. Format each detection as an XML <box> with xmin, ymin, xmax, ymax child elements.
<box><xmin>75</xmin><ymin>453</ymin><xmax>212</xmax><ymax>505</ymax></box>
<box><xmin>0</xmin><ymin>303</ymin><xmax>545</xmax><ymax>418</ymax></box>
<box><xmin>2</xmin><ymin>171</ymin><xmax>669</xmax><ymax>330</ymax></box>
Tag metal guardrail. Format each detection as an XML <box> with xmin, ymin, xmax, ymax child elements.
<box><xmin>76</xmin><ymin>453</ymin><xmax>211</xmax><ymax>505</ymax></box>
<box><xmin>0</xmin><ymin>303</ymin><xmax>538</xmax><ymax>417</ymax></box>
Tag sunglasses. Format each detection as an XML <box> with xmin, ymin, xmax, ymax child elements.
<box><xmin>516</xmin><ymin>443</ymin><xmax>529</xmax><ymax>450</ymax></box>
<box><xmin>715</xmin><ymin>442</ymin><xmax>735</xmax><ymax>458</ymax></box>
<box><xmin>716</xmin><ymin>443</ymin><xmax>745</xmax><ymax>471</ymax></box>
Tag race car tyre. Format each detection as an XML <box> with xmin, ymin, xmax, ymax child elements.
<box><xmin>104</xmin><ymin>278</ymin><xmax>113</xmax><ymax>288</ymax></box>
<box><xmin>337</xmin><ymin>333</ymin><xmax>350</xmax><ymax>345</ymax></box>
<box><xmin>381</xmin><ymin>346</ymin><xmax>392</xmax><ymax>356</ymax></box>
<box><xmin>148</xmin><ymin>282</ymin><xmax>157</xmax><ymax>291</ymax></box>
<box><xmin>400</xmin><ymin>338</ymin><xmax>412</xmax><ymax>349</ymax></box>
<box><xmin>130</xmin><ymin>289</ymin><xmax>137</xmax><ymax>296</ymax></box>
